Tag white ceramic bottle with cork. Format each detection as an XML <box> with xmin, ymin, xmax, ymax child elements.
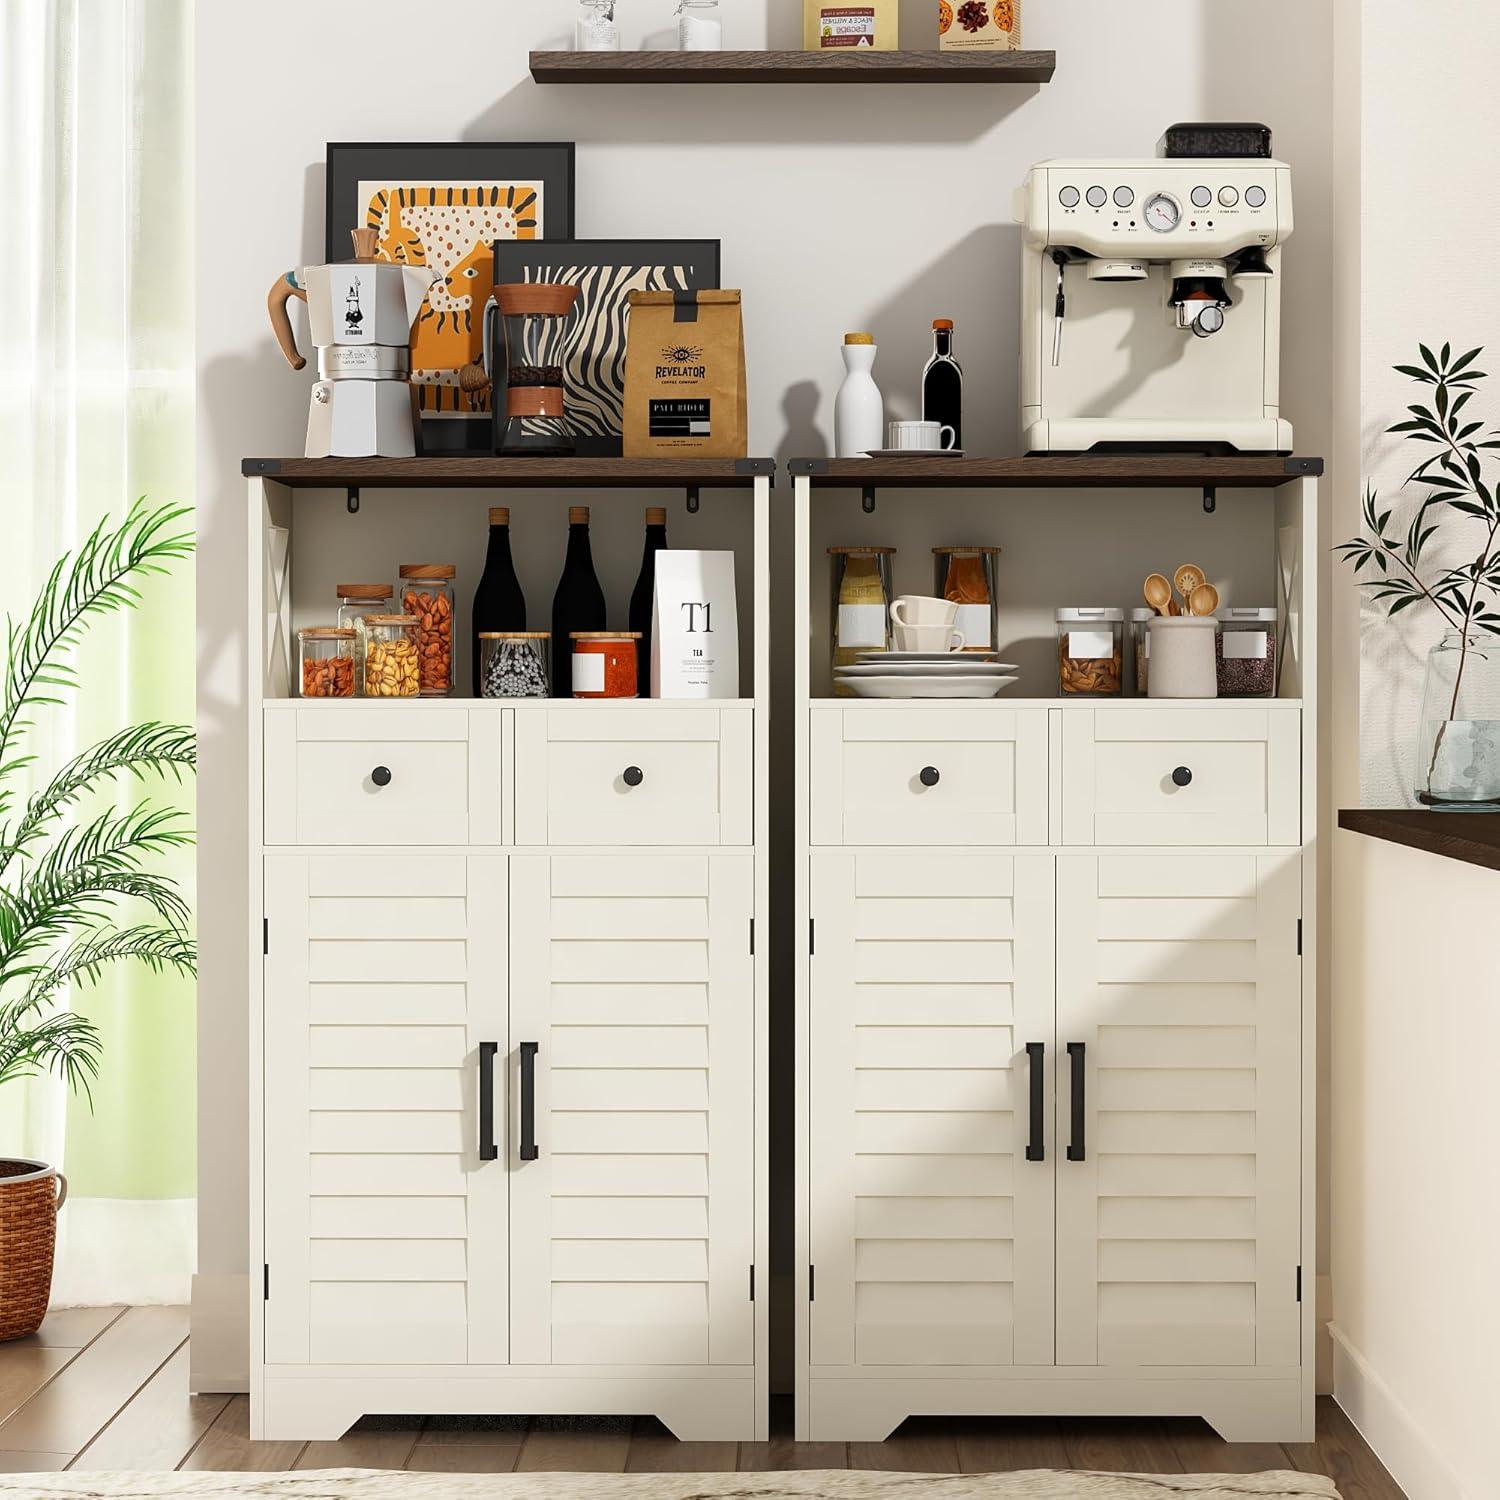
<box><xmin>835</xmin><ymin>333</ymin><xmax>884</xmax><ymax>458</ymax></box>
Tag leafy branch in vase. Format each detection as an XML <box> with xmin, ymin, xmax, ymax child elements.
<box><xmin>1337</xmin><ymin>342</ymin><xmax>1500</xmax><ymax>798</ymax></box>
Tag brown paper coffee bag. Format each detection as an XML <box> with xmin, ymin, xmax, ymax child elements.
<box><xmin>623</xmin><ymin>290</ymin><xmax>747</xmax><ymax>458</ymax></box>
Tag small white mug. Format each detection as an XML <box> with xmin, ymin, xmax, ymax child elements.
<box><xmin>893</xmin><ymin>622</ymin><xmax>966</xmax><ymax>653</ymax></box>
<box><xmin>891</xmin><ymin>595</ymin><xmax>959</xmax><ymax>629</ymax></box>
<box><xmin>887</xmin><ymin>419</ymin><xmax>958</xmax><ymax>453</ymax></box>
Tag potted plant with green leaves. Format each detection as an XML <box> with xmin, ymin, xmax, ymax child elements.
<box><xmin>1338</xmin><ymin>342</ymin><xmax>1500</xmax><ymax>809</ymax></box>
<box><xmin>0</xmin><ymin>501</ymin><xmax>195</xmax><ymax>1339</ymax></box>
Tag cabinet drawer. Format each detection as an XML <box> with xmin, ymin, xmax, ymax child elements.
<box><xmin>811</xmin><ymin>707</ymin><xmax>1048</xmax><ymax>846</ymax></box>
<box><xmin>1060</xmin><ymin>707</ymin><xmax>1300</xmax><ymax>847</ymax></box>
<box><xmin>514</xmin><ymin>707</ymin><xmax>751</xmax><ymax>846</ymax></box>
<box><xmin>264</xmin><ymin>708</ymin><xmax>504</xmax><ymax>847</ymax></box>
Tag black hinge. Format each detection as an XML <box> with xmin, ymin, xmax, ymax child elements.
<box><xmin>809</xmin><ymin>918</ymin><xmax>815</xmax><ymax>956</ymax></box>
<box><xmin>262</xmin><ymin>918</ymin><xmax>269</xmax><ymax>956</ymax></box>
<box><xmin>1296</xmin><ymin>1265</ymin><xmax>1303</xmax><ymax>1302</ymax></box>
<box><xmin>1296</xmin><ymin>919</ymin><xmax>1303</xmax><ymax>956</ymax></box>
<box><xmin>749</xmin><ymin>918</ymin><xmax>755</xmax><ymax>956</ymax></box>
<box><xmin>809</xmin><ymin>1264</ymin><xmax>815</xmax><ymax>1301</ymax></box>
<box><xmin>263</xmin><ymin>1264</ymin><xmax>270</xmax><ymax>1300</ymax></box>
<box><xmin>749</xmin><ymin>1265</ymin><xmax>755</xmax><ymax>1302</ymax></box>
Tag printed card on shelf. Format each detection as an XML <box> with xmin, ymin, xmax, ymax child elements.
<box><xmin>651</xmin><ymin>550</ymin><xmax>739</xmax><ymax>699</ymax></box>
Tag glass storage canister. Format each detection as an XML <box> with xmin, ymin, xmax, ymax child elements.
<box><xmin>335</xmin><ymin>583</ymin><xmax>393</xmax><ymax>631</ymax></box>
<box><xmin>359</xmin><ymin>614</ymin><xmax>421</xmax><ymax>698</ymax></box>
<box><xmin>298</xmin><ymin>627</ymin><xmax>356</xmax><ymax>698</ymax></box>
<box><xmin>1129</xmin><ymin>607</ymin><xmax>1155</xmax><ymax>696</ymax></box>
<box><xmin>1057</xmin><ymin>607</ymin><xmax>1124</xmax><ymax>696</ymax></box>
<box><xmin>933</xmin><ymin>546</ymin><xmax>1001</xmax><ymax>654</ymax></box>
<box><xmin>480</xmin><ymin>632</ymin><xmax>551</xmax><ymax>699</ymax></box>
<box><xmin>1215</xmin><ymin>607</ymin><xmax>1278</xmax><ymax>697</ymax></box>
<box><xmin>575</xmin><ymin>0</ymin><xmax>621</xmax><ymax>49</ymax></box>
<box><xmin>397</xmin><ymin>564</ymin><xmax>456</xmax><ymax>697</ymax></box>
<box><xmin>830</xmin><ymin>546</ymin><xmax>895</xmax><ymax>696</ymax></box>
<box><xmin>678</xmin><ymin>0</ymin><xmax>722</xmax><ymax>48</ymax></box>
<box><xmin>571</xmin><ymin>632</ymin><xmax>640</xmax><ymax>699</ymax></box>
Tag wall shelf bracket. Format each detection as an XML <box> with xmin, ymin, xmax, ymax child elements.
<box><xmin>1202</xmin><ymin>485</ymin><xmax>1216</xmax><ymax>515</ymax></box>
<box><xmin>862</xmin><ymin>485</ymin><xmax>877</xmax><ymax>515</ymax></box>
<box><xmin>686</xmin><ymin>486</ymin><xmax>701</xmax><ymax>515</ymax></box>
<box><xmin>346</xmin><ymin>487</ymin><xmax>360</xmax><ymax>515</ymax></box>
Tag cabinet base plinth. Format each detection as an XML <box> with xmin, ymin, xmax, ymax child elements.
<box><xmin>258</xmin><ymin>1371</ymin><xmax>758</xmax><ymax>1443</ymax></box>
<box><xmin>803</xmin><ymin>1374</ymin><xmax>1311</xmax><ymax>1445</ymax></box>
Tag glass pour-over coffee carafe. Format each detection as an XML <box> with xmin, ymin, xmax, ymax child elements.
<box><xmin>485</xmin><ymin>283</ymin><xmax>580</xmax><ymax>456</ymax></box>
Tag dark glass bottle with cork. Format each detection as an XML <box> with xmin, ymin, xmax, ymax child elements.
<box><xmin>922</xmin><ymin>319</ymin><xmax>963</xmax><ymax>450</ymax></box>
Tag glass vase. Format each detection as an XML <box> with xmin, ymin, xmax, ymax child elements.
<box><xmin>1415</xmin><ymin>630</ymin><xmax>1500</xmax><ymax>810</ymax></box>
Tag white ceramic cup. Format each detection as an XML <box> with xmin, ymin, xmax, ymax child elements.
<box><xmin>890</xmin><ymin>595</ymin><xmax>959</xmax><ymax>629</ymax></box>
<box><xmin>887</xmin><ymin>419</ymin><xmax>958</xmax><ymax>452</ymax></box>
<box><xmin>893</xmin><ymin>622</ymin><xmax>966</xmax><ymax>653</ymax></box>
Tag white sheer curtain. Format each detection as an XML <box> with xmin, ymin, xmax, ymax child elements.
<box><xmin>0</xmin><ymin>0</ymin><xmax>195</xmax><ymax>1304</ymax></box>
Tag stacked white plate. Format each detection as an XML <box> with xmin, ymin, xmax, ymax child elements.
<box><xmin>835</xmin><ymin>650</ymin><xmax>1020</xmax><ymax>699</ymax></box>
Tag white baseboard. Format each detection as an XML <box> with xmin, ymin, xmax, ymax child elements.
<box><xmin>1330</xmin><ymin>1323</ymin><xmax>1472</xmax><ymax>1500</ymax></box>
<box><xmin>190</xmin><ymin>1272</ymin><xmax>249</xmax><ymax>1393</ymax></box>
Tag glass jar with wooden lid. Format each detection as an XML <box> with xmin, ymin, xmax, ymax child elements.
<box><xmin>334</xmin><ymin>583</ymin><xmax>393</xmax><ymax>632</ymax></box>
<box><xmin>359</xmin><ymin>615</ymin><xmax>421</xmax><ymax>698</ymax></box>
<box><xmin>829</xmin><ymin>545</ymin><xmax>895</xmax><ymax>695</ymax></box>
<box><xmin>298</xmin><ymin>627</ymin><xmax>356</xmax><ymax>698</ymax></box>
<box><xmin>396</xmin><ymin>564</ymin><xmax>456</xmax><ymax>696</ymax></box>
<box><xmin>932</xmin><ymin>545</ymin><xmax>1001</xmax><ymax>654</ymax></box>
<box><xmin>480</xmin><ymin>633</ymin><xmax>551</xmax><ymax>699</ymax></box>
<box><xmin>570</xmin><ymin>632</ymin><xmax>641</xmax><ymax>699</ymax></box>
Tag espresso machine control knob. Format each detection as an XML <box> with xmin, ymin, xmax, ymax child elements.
<box><xmin>1191</xmin><ymin>304</ymin><xmax>1226</xmax><ymax>339</ymax></box>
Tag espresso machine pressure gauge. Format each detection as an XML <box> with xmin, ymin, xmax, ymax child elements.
<box><xmin>1144</xmin><ymin>193</ymin><xmax>1181</xmax><ymax>232</ymax></box>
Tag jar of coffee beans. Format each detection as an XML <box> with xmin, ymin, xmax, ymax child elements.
<box><xmin>1057</xmin><ymin>607</ymin><xmax>1123</xmax><ymax>696</ymax></box>
<box><xmin>1215</xmin><ymin>607</ymin><xmax>1278</xmax><ymax>697</ymax></box>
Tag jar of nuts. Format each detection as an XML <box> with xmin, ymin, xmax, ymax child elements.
<box><xmin>1056</xmin><ymin>607</ymin><xmax>1124</xmax><ymax>696</ymax></box>
<box><xmin>359</xmin><ymin>614</ymin><xmax>422</xmax><ymax>698</ymax></box>
<box><xmin>397</xmin><ymin>564</ymin><xmax>457</xmax><ymax>697</ymax></box>
<box><xmin>298</xmin><ymin>627</ymin><xmax>356</xmax><ymax>698</ymax></box>
<box><xmin>335</xmin><ymin>583</ymin><xmax>394</xmax><ymax>631</ymax></box>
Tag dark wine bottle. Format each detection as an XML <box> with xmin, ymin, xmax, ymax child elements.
<box><xmin>471</xmin><ymin>506</ymin><xmax>527</xmax><ymax>696</ymax></box>
<box><xmin>628</xmin><ymin>506</ymin><xmax>669</xmax><ymax>699</ymax></box>
<box><xmin>550</xmin><ymin>505</ymin><xmax>607</xmax><ymax>697</ymax></box>
<box><xmin>922</xmin><ymin>318</ymin><xmax>963</xmax><ymax>451</ymax></box>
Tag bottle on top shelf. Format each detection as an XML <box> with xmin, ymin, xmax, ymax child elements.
<box><xmin>550</xmin><ymin>506</ymin><xmax>607</xmax><ymax>697</ymax></box>
<box><xmin>835</xmin><ymin>333</ymin><xmax>884</xmax><ymax>459</ymax></box>
<box><xmin>471</xmin><ymin>507</ymin><xmax>527</xmax><ymax>697</ymax></box>
<box><xmin>628</xmin><ymin>506</ymin><xmax>669</xmax><ymax>698</ymax></box>
<box><xmin>922</xmin><ymin>318</ymin><xmax>963</xmax><ymax>452</ymax></box>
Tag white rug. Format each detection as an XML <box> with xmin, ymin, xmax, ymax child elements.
<box><xmin>0</xmin><ymin>1471</ymin><xmax>1341</xmax><ymax>1498</ymax></box>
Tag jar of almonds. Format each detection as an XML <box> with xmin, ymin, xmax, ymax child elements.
<box><xmin>298</xmin><ymin>627</ymin><xmax>356</xmax><ymax>698</ymax></box>
<box><xmin>397</xmin><ymin>564</ymin><xmax>457</xmax><ymax>697</ymax></box>
<box><xmin>1056</xmin><ymin>607</ymin><xmax>1124</xmax><ymax>696</ymax></box>
<box><xmin>359</xmin><ymin>614</ymin><xmax>422</xmax><ymax>698</ymax></box>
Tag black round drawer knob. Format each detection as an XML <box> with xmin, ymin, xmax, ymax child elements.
<box><xmin>919</xmin><ymin>766</ymin><xmax>941</xmax><ymax>788</ymax></box>
<box><xmin>623</xmin><ymin>765</ymin><xmax>645</xmax><ymax>788</ymax></box>
<box><xmin>1172</xmin><ymin>766</ymin><xmax>1193</xmax><ymax>788</ymax></box>
<box><xmin>371</xmin><ymin>765</ymin><xmax>393</xmax><ymax>788</ymax></box>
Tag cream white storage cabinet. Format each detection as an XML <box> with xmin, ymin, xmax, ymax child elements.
<box><xmin>247</xmin><ymin>461</ymin><xmax>771</xmax><ymax>1442</ymax></box>
<box><xmin>792</xmin><ymin>460</ymin><xmax>1320</xmax><ymax>1444</ymax></box>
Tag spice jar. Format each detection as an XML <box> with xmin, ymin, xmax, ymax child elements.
<box><xmin>480</xmin><ymin>632</ymin><xmax>551</xmax><ymax>699</ymax></box>
<box><xmin>298</xmin><ymin>627</ymin><xmax>356</xmax><ymax>698</ymax></box>
<box><xmin>571</xmin><ymin>632</ymin><xmax>640</xmax><ymax>699</ymax></box>
<box><xmin>1129</xmin><ymin>607</ymin><xmax>1155</xmax><ymax>696</ymax></box>
<box><xmin>933</xmin><ymin>546</ymin><xmax>1001</xmax><ymax>653</ymax></box>
<box><xmin>360</xmin><ymin>615</ymin><xmax>421</xmax><ymax>698</ymax></box>
<box><xmin>1056</xmin><ymin>607</ymin><xmax>1123</xmax><ymax>696</ymax></box>
<box><xmin>830</xmin><ymin>546</ymin><xmax>895</xmax><ymax>696</ymax></box>
<box><xmin>1216</xmin><ymin>607</ymin><xmax>1278</xmax><ymax>697</ymax></box>
<box><xmin>397</xmin><ymin>564</ymin><xmax>456</xmax><ymax>697</ymax></box>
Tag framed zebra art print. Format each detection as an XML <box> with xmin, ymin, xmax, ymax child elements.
<box><xmin>493</xmin><ymin>238</ymin><xmax>722</xmax><ymax>457</ymax></box>
<box><xmin>326</xmin><ymin>141</ymin><xmax>576</xmax><ymax>455</ymax></box>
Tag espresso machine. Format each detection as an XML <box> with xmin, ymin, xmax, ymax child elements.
<box><xmin>268</xmin><ymin>228</ymin><xmax>437</xmax><ymax>458</ymax></box>
<box><xmin>1013</xmin><ymin>159</ymin><xmax>1294</xmax><ymax>453</ymax></box>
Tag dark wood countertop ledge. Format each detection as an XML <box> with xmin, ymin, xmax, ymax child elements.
<box><xmin>1339</xmin><ymin>808</ymin><xmax>1500</xmax><ymax>874</ymax></box>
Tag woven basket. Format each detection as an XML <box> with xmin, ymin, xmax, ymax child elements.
<box><xmin>0</xmin><ymin>1160</ymin><xmax>66</xmax><ymax>1342</ymax></box>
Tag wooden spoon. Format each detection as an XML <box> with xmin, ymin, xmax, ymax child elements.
<box><xmin>1143</xmin><ymin>574</ymin><xmax>1173</xmax><ymax>617</ymax></box>
<box><xmin>1189</xmin><ymin>582</ymin><xmax>1220</xmax><ymax>617</ymax></box>
<box><xmin>1168</xmin><ymin>598</ymin><xmax>1183</xmax><ymax>616</ymax></box>
<box><xmin>1174</xmin><ymin>563</ymin><xmax>1206</xmax><ymax>604</ymax></box>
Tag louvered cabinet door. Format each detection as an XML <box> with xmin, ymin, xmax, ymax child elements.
<box><xmin>808</xmin><ymin>853</ymin><xmax>1056</xmax><ymax>1369</ymax></box>
<box><xmin>262</xmin><ymin>855</ymin><xmax>507</xmax><ymax>1367</ymax></box>
<box><xmin>1054</xmin><ymin>852</ymin><xmax>1301</xmax><ymax>1370</ymax></box>
<box><xmin>508</xmin><ymin>854</ymin><xmax>755</xmax><ymax>1368</ymax></box>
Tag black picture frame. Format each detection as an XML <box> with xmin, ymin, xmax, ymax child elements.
<box><xmin>325</xmin><ymin>142</ymin><xmax>576</xmax><ymax>455</ymax></box>
<box><xmin>493</xmin><ymin>238</ymin><xmax>722</xmax><ymax>457</ymax></box>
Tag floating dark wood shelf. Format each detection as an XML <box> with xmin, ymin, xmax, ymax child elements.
<box><xmin>528</xmin><ymin>48</ymin><xmax>1056</xmax><ymax>86</ymax></box>
<box><xmin>242</xmin><ymin>457</ymin><xmax>775</xmax><ymax>490</ymax></box>
<box><xmin>788</xmin><ymin>456</ymin><xmax>1325</xmax><ymax>489</ymax></box>
<box><xmin>1339</xmin><ymin>809</ymin><xmax>1500</xmax><ymax>874</ymax></box>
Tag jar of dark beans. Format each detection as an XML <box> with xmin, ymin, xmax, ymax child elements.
<box><xmin>479</xmin><ymin>633</ymin><xmax>551</xmax><ymax>698</ymax></box>
<box><xmin>1215</xmin><ymin>607</ymin><xmax>1278</xmax><ymax>696</ymax></box>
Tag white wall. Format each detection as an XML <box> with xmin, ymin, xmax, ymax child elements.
<box><xmin>1328</xmin><ymin>5</ymin><xmax>1500</xmax><ymax>1496</ymax></box>
<box><xmin>194</xmin><ymin>0</ymin><xmax>1335</xmax><ymax>1375</ymax></box>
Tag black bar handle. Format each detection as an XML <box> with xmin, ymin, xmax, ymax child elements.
<box><xmin>1025</xmin><ymin>1042</ymin><xmax>1045</xmax><ymax>1162</ymax></box>
<box><xmin>519</xmin><ymin>1041</ymin><xmax>539</xmax><ymax>1162</ymax></box>
<box><xmin>478</xmin><ymin>1042</ymin><xmax>498</xmax><ymax>1162</ymax></box>
<box><xmin>1066</xmin><ymin>1041</ymin><xmax>1086</xmax><ymax>1162</ymax></box>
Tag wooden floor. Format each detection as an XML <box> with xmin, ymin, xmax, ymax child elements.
<box><xmin>0</xmin><ymin>1308</ymin><xmax>1404</xmax><ymax>1496</ymax></box>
